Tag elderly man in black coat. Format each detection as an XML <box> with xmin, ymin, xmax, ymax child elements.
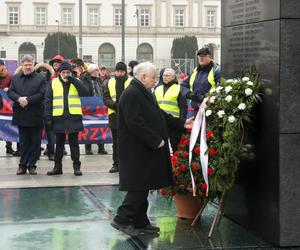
<box><xmin>8</xmin><ymin>55</ymin><xmax>46</xmax><ymax>175</ymax></box>
<box><xmin>111</xmin><ymin>62</ymin><xmax>193</xmax><ymax>237</ymax></box>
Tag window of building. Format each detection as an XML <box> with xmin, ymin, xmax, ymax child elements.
<box><xmin>63</xmin><ymin>7</ymin><xmax>73</xmax><ymax>26</ymax></box>
<box><xmin>114</xmin><ymin>8</ymin><xmax>122</xmax><ymax>26</ymax></box>
<box><xmin>0</xmin><ymin>51</ymin><xmax>6</xmax><ymax>59</ymax></box>
<box><xmin>36</xmin><ymin>7</ymin><xmax>46</xmax><ymax>25</ymax></box>
<box><xmin>207</xmin><ymin>9</ymin><xmax>216</xmax><ymax>27</ymax></box>
<box><xmin>8</xmin><ymin>7</ymin><xmax>19</xmax><ymax>25</ymax></box>
<box><xmin>140</xmin><ymin>9</ymin><xmax>150</xmax><ymax>27</ymax></box>
<box><xmin>98</xmin><ymin>43</ymin><xmax>115</xmax><ymax>68</ymax></box>
<box><xmin>175</xmin><ymin>9</ymin><xmax>184</xmax><ymax>27</ymax></box>
<box><xmin>88</xmin><ymin>8</ymin><xmax>99</xmax><ymax>26</ymax></box>
<box><xmin>83</xmin><ymin>55</ymin><xmax>93</xmax><ymax>63</ymax></box>
<box><xmin>137</xmin><ymin>43</ymin><xmax>153</xmax><ymax>62</ymax></box>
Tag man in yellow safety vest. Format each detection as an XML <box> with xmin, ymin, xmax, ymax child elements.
<box><xmin>103</xmin><ymin>62</ymin><xmax>132</xmax><ymax>173</ymax></box>
<box><xmin>44</xmin><ymin>61</ymin><xmax>89</xmax><ymax>176</ymax></box>
<box><xmin>154</xmin><ymin>68</ymin><xmax>187</xmax><ymax>153</ymax></box>
<box><xmin>181</xmin><ymin>47</ymin><xmax>220</xmax><ymax>114</ymax></box>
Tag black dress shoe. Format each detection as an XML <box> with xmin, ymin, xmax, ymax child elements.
<box><xmin>98</xmin><ymin>149</ymin><xmax>108</xmax><ymax>155</ymax></box>
<box><xmin>136</xmin><ymin>224</ymin><xmax>160</xmax><ymax>234</ymax></box>
<box><xmin>109</xmin><ymin>165</ymin><xmax>118</xmax><ymax>173</ymax></box>
<box><xmin>16</xmin><ymin>168</ymin><xmax>26</xmax><ymax>175</ymax></box>
<box><xmin>6</xmin><ymin>148</ymin><xmax>15</xmax><ymax>154</ymax></box>
<box><xmin>13</xmin><ymin>151</ymin><xmax>20</xmax><ymax>157</ymax></box>
<box><xmin>28</xmin><ymin>167</ymin><xmax>37</xmax><ymax>175</ymax></box>
<box><xmin>85</xmin><ymin>150</ymin><xmax>93</xmax><ymax>155</ymax></box>
<box><xmin>74</xmin><ymin>169</ymin><xmax>82</xmax><ymax>176</ymax></box>
<box><xmin>47</xmin><ymin>167</ymin><xmax>63</xmax><ymax>175</ymax></box>
<box><xmin>111</xmin><ymin>219</ymin><xmax>140</xmax><ymax>237</ymax></box>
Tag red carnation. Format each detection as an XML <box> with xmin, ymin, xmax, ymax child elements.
<box><xmin>174</xmin><ymin>151</ymin><xmax>179</xmax><ymax>157</ymax></box>
<box><xmin>160</xmin><ymin>188</ymin><xmax>167</xmax><ymax>196</ymax></box>
<box><xmin>192</xmin><ymin>163</ymin><xmax>198</xmax><ymax>171</ymax></box>
<box><xmin>207</xmin><ymin>131</ymin><xmax>214</xmax><ymax>139</ymax></box>
<box><xmin>208</xmin><ymin>167</ymin><xmax>214</xmax><ymax>175</ymax></box>
<box><xmin>201</xmin><ymin>183</ymin><xmax>207</xmax><ymax>190</ymax></box>
<box><xmin>183</xmin><ymin>139</ymin><xmax>189</xmax><ymax>145</ymax></box>
<box><xmin>170</xmin><ymin>189</ymin><xmax>175</xmax><ymax>196</ymax></box>
<box><xmin>209</xmin><ymin>148</ymin><xmax>217</xmax><ymax>156</ymax></box>
<box><xmin>171</xmin><ymin>156</ymin><xmax>178</xmax><ymax>167</ymax></box>
<box><xmin>175</xmin><ymin>169</ymin><xmax>180</xmax><ymax>176</ymax></box>
<box><xmin>182</xmin><ymin>151</ymin><xmax>188</xmax><ymax>158</ymax></box>
<box><xmin>180</xmin><ymin>164</ymin><xmax>186</xmax><ymax>171</ymax></box>
<box><xmin>193</xmin><ymin>146</ymin><xmax>200</xmax><ymax>155</ymax></box>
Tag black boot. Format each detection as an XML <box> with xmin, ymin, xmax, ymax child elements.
<box><xmin>47</xmin><ymin>164</ymin><xmax>63</xmax><ymax>175</ymax></box>
<box><xmin>109</xmin><ymin>164</ymin><xmax>118</xmax><ymax>173</ymax></box>
<box><xmin>73</xmin><ymin>165</ymin><xmax>82</xmax><ymax>176</ymax></box>
<box><xmin>98</xmin><ymin>143</ymin><xmax>108</xmax><ymax>155</ymax></box>
<box><xmin>85</xmin><ymin>144</ymin><xmax>93</xmax><ymax>155</ymax></box>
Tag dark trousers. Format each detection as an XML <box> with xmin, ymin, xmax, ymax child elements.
<box><xmin>55</xmin><ymin>133</ymin><xmax>80</xmax><ymax>167</ymax></box>
<box><xmin>18</xmin><ymin>126</ymin><xmax>42</xmax><ymax>169</ymax></box>
<box><xmin>114</xmin><ymin>191</ymin><xmax>150</xmax><ymax>228</ymax></box>
<box><xmin>45</xmin><ymin>125</ymin><xmax>55</xmax><ymax>154</ymax></box>
<box><xmin>85</xmin><ymin>143</ymin><xmax>105</xmax><ymax>151</ymax></box>
<box><xmin>111</xmin><ymin>129</ymin><xmax>118</xmax><ymax>166</ymax></box>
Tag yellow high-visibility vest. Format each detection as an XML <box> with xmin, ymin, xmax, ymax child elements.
<box><xmin>189</xmin><ymin>65</ymin><xmax>219</xmax><ymax>92</ymax></box>
<box><xmin>154</xmin><ymin>84</ymin><xmax>180</xmax><ymax>118</ymax></box>
<box><xmin>107</xmin><ymin>77</ymin><xmax>132</xmax><ymax>115</ymax></box>
<box><xmin>52</xmin><ymin>78</ymin><xmax>82</xmax><ymax>116</ymax></box>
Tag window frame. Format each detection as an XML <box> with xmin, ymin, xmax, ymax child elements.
<box><xmin>8</xmin><ymin>6</ymin><xmax>20</xmax><ymax>25</ymax></box>
<box><xmin>35</xmin><ymin>5</ymin><xmax>47</xmax><ymax>26</ymax></box>
<box><xmin>206</xmin><ymin>7</ymin><xmax>217</xmax><ymax>28</ymax></box>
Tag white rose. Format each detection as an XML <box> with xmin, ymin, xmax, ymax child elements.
<box><xmin>216</xmin><ymin>86</ymin><xmax>223</xmax><ymax>93</ymax></box>
<box><xmin>242</xmin><ymin>77</ymin><xmax>250</xmax><ymax>82</ymax></box>
<box><xmin>226</xmin><ymin>79</ymin><xmax>234</xmax><ymax>83</ymax></box>
<box><xmin>228</xmin><ymin>115</ymin><xmax>236</xmax><ymax>123</ymax></box>
<box><xmin>225</xmin><ymin>95</ymin><xmax>232</xmax><ymax>103</ymax></box>
<box><xmin>246</xmin><ymin>81</ymin><xmax>254</xmax><ymax>86</ymax></box>
<box><xmin>205</xmin><ymin>110</ymin><xmax>212</xmax><ymax>117</ymax></box>
<box><xmin>225</xmin><ymin>86</ymin><xmax>233</xmax><ymax>93</ymax></box>
<box><xmin>209</xmin><ymin>88</ymin><xmax>216</xmax><ymax>94</ymax></box>
<box><xmin>217</xmin><ymin>110</ymin><xmax>225</xmax><ymax>118</ymax></box>
<box><xmin>209</xmin><ymin>96</ymin><xmax>216</xmax><ymax>103</ymax></box>
<box><xmin>238</xmin><ymin>103</ymin><xmax>246</xmax><ymax>110</ymax></box>
<box><xmin>245</xmin><ymin>88</ymin><xmax>253</xmax><ymax>96</ymax></box>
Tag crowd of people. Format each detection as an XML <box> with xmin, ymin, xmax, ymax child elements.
<box><xmin>0</xmin><ymin>47</ymin><xmax>220</xmax><ymax>236</ymax></box>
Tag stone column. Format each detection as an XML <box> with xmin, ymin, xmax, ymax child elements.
<box><xmin>221</xmin><ymin>0</ymin><xmax>300</xmax><ymax>246</ymax></box>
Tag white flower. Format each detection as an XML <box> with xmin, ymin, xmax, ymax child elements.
<box><xmin>245</xmin><ymin>88</ymin><xmax>253</xmax><ymax>96</ymax></box>
<box><xmin>242</xmin><ymin>77</ymin><xmax>250</xmax><ymax>82</ymax></box>
<box><xmin>228</xmin><ymin>115</ymin><xmax>236</xmax><ymax>123</ymax></box>
<box><xmin>226</xmin><ymin>79</ymin><xmax>234</xmax><ymax>83</ymax></box>
<box><xmin>217</xmin><ymin>110</ymin><xmax>225</xmax><ymax>118</ymax></box>
<box><xmin>233</xmin><ymin>79</ymin><xmax>239</xmax><ymax>83</ymax></box>
<box><xmin>225</xmin><ymin>86</ymin><xmax>233</xmax><ymax>93</ymax></box>
<box><xmin>203</xmin><ymin>97</ymin><xmax>209</xmax><ymax>103</ymax></box>
<box><xmin>238</xmin><ymin>103</ymin><xmax>246</xmax><ymax>110</ymax></box>
<box><xmin>209</xmin><ymin>96</ymin><xmax>216</xmax><ymax>103</ymax></box>
<box><xmin>205</xmin><ymin>110</ymin><xmax>212</xmax><ymax>117</ymax></box>
<box><xmin>216</xmin><ymin>86</ymin><xmax>223</xmax><ymax>93</ymax></box>
<box><xmin>246</xmin><ymin>81</ymin><xmax>254</xmax><ymax>86</ymax></box>
<box><xmin>209</xmin><ymin>88</ymin><xmax>216</xmax><ymax>94</ymax></box>
<box><xmin>225</xmin><ymin>95</ymin><xmax>233</xmax><ymax>103</ymax></box>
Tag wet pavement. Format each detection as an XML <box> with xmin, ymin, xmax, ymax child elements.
<box><xmin>0</xmin><ymin>142</ymin><xmax>290</xmax><ymax>249</ymax></box>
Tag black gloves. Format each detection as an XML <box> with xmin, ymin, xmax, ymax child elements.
<box><xmin>186</xmin><ymin>92</ymin><xmax>204</xmax><ymax>103</ymax></box>
<box><xmin>67</xmin><ymin>76</ymin><xmax>77</xmax><ymax>83</ymax></box>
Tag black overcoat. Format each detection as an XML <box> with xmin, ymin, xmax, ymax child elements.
<box><xmin>118</xmin><ymin>78</ymin><xmax>185</xmax><ymax>191</ymax></box>
<box><xmin>8</xmin><ymin>71</ymin><xmax>46</xmax><ymax>127</ymax></box>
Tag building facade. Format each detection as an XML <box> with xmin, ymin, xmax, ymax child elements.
<box><xmin>0</xmin><ymin>0</ymin><xmax>221</xmax><ymax>69</ymax></box>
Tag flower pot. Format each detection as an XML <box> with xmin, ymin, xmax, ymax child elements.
<box><xmin>174</xmin><ymin>193</ymin><xmax>203</xmax><ymax>219</ymax></box>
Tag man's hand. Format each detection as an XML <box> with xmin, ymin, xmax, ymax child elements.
<box><xmin>184</xmin><ymin>116</ymin><xmax>194</xmax><ymax>129</ymax></box>
<box><xmin>18</xmin><ymin>97</ymin><xmax>28</xmax><ymax>108</ymax></box>
<box><xmin>3</xmin><ymin>87</ymin><xmax>8</xmax><ymax>92</ymax></box>
<box><xmin>158</xmin><ymin>140</ymin><xmax>165</xmax><ymax>148</ymax></box>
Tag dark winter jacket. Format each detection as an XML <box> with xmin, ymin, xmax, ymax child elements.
<box><xmin>8</xmin><ymin>71</ymin><xmax>46</xmax><ymax>127</ymax></box>
<box><xmin>80</xmin><ymin>72</ymin><xmax>103</xmax><ymax>97</ymax></box>
<box><xmin>103</xmin><ymin>75</ymin><xmax>130</xmax><ymax>129</ymax></box>
<box><xmin>44</xmin><ymin>76</ymin><xmax>89</xmax><ymax>133</ymax></box>
<box><xmin>118</xmin><ymin>78</ymin><xmax>185</xmax><ymax>191</ymax></box>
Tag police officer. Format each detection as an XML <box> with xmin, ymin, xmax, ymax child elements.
<box><xmin>154</xmin><ymin>68</ymin><xmax>187</xmax><ymax>153</ymax></box>
<box><xmin>45</xmin><ymin>61</ymin><xmax>89</xmax><ymax>176</ymax></box>
<box><xmin>181</xmin><ymin>47</ymin><xmax>220</xmax><ymax>113</ymax></box>
<box><xmin>103</xmin><ymin>62</ymin><xmax>132</xmax><ymax>173</ymax></box>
